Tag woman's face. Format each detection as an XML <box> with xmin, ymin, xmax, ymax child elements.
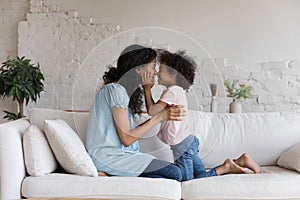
<box><xmin>135</xmin><ymin>59</ymin><xmax>157</xmax><ymax>79</ymax></box>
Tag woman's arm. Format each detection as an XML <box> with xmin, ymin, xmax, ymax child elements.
<box><xmin>113</xmin><ymin>105</ymin><xmax>183</xmax><ymax>147</ymax></box>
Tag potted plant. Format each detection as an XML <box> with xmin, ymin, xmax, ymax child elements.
<box><xmin>0</xmin><ymin>56</ymin><xmax>44</xmax><ymax>120</ymax></box>
<box><xmin>224</xmin><ymin>79</ymin><xmax>252</xmax><ymax>113</ymax></box>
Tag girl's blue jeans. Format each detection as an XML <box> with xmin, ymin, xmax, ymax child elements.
<box><xmin>171</xmin><ymin>134</ymin><xmax>217</xmax><ymax>181</ymax></box>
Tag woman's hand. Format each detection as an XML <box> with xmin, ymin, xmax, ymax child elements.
<box><xmin>159</xmin><ymin>104</ymin><xmax>185</xmax><ymax>121</ymax></box>
<box><xmin>141</xmin><ymin>71</ymin><xmax>155</xmax><ymax>90</ymax></box>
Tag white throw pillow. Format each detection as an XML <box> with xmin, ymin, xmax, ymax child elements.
<box><xmin>277</xmin><ymin>141</ymin><xmax>300</xmax><ymax>173</ymax></box>
<box><xmin>23</xmin><ymin>125</ymin><xmax>58</xmax><ymax>176</ymax></box>
<box><xmin>44</xmin><ymin>119</ymin><xmax>98</xmax><ymax>177</ymax></box>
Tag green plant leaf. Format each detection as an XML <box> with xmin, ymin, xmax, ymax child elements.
<box><xmin>0</xmin><ymin>56</ymin><xmax>45</xmax><ymax>116</ymax></box>
<box><xmin>224</xmin><ymin>80</ymin><xmax>253</xmax><ymax>101</ymax></box>
<box><xmin>3</xmin><ymin>111</ymin><xmax>22</xmax><ymax>120</ymax></box>
<box><xmin>0</xmin><ymin>75</ymin><xmax>5</xmax><ymax>95</ymax></box>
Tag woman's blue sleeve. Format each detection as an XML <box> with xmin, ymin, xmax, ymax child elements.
<box><xmin>107</xmin><ymin>85</ymin><xmax>129</xmax><ymax>108</ymax></box>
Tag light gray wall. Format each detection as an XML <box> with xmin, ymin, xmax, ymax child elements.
<box><xmin>17</xmin><ymin>0</ymin><xmax>300</xmax><ymax>113</ymax></box>
<box><xmin>1</xmin><ymin>0</ymin><xmax>300</xmax><ymax>123</ymax></box>
<box><xmin>47</xmin><ymin>0</ymin><xmax>300</xmax><ymax>64</ymax></box>
<box><xmin>0</xmin><ymin>0</ymin><xmax>29</xmax><ymax>123</ymax></box>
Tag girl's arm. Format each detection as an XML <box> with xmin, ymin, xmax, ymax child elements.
<box><xmin>142</xmin><ymin>72</ymin><xmax>167</xmax><ymax>116</ymax></box>
<box><xmin>144</xmin><ymin>88</ymin><xmax>167</xmax><ymax>116</ymax></box>
<box><xmin>143</xmin><ymin>85</ymin><xmax>155</xmax><ymax>114</ymax></box>
<box><xmin>113</xmin><ymin>105</ymin><xmax>183</xmax><ymax>147</ymax></box>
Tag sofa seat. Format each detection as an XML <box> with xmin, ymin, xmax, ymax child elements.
<box><xmin>21</xmin><ymin>173</ymin><xmax>181</xmax><ymax>199</ymax></box>
<box><xmin>182</xmin><ymin>166</ymin><xmax>300</xmax><ymax>200</ymax></box>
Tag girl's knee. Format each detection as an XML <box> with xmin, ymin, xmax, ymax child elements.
<box><xmin>182</xmin><ymin>172</ymin><xmax>193</xmax><ymax>181</ymax></box>
<box><xmin>176</xmin><ymin>171</ymin><xmax>183</xmax><ymax>182</ymax></box>
<box><xmin>174</xmin><ymin>166</ymin><xmax>183</xmax><ymax>182</ymax></box>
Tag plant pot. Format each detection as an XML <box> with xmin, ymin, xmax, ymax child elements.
<box><xmin>229</xmin><ymin>100</ymin><xmax>242</xmax><ymax>113</ymax></box>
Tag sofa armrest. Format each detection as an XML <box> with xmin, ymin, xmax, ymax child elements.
<box><xmin>0</xmin><ymin>118</ymin><xmax>30</xmax><ymax>200</ymax></box>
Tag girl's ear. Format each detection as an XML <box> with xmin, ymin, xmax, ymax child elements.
<box><xmin>171</xmin><ymin>70</ymin><xmax>177</xmax><ymax>77</ymax></box>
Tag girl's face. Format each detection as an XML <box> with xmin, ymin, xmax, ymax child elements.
<box><xmin>135</xmin><ymin>59</ymin><xmax>157</xmax><ymax>79</ymax></box>
<box><xmin>157</xmin><ymin>64</ymin><xmax>176</xmax><ymax>87</ymax></box>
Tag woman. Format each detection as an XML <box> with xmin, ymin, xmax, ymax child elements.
<box><xmin>86</xmin><ymin>44</ymin><xmax>183</xmax><ymax>181</ymax></box>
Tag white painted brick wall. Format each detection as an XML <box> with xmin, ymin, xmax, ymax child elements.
<box><xmin>0</xmin><ymin>0</ymin><xmax>29</xmax><ymax>123</ymax></box>
<box><xmin>18</xmin><ymin>1</ymin><xmax>122</xmax><ymax>115</ymax></box>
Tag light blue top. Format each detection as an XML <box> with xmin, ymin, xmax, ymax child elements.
<box><xmin>86</xmin><ymin>83</ymin><xmax>154</xmax><ymax>177</ymax></box>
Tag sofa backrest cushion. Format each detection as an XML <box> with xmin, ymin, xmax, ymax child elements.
<box><xmin>29</xmin><ymin>108</ymin><xmax>89</xmax><ymax>144</ymax></box>
<box><xmin>29</xmin><ymin>108</ymin><xmax>300</xmax><ymax>168</ymax></box>
<box><xmin>189</xmin><ymin>110</ymin><xmax>300</xmax><ymax>168</ymax></box>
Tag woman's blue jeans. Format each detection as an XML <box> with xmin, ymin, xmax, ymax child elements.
<box><xmin>139</xmin><ymin>159</ymin><xmax>182</xmax><ymax>182</ymax></box>
<box><xmin>171</xmin><ymin>134</ymin><xmax>217</xmax><ymax>181</ymax></box>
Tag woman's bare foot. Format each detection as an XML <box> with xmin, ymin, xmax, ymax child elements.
<box><xmin>98</xmin><ymin>171</ymin><xmax>108</xmax><ymax>176</ymax></box>
<box><xmin>235</xmin><ymin>153</ymin><xmax>262</xmax><ymax>174</ymax></box>
<box><xmin>216</xmin><ymin>158</ymin><xmax>249</xmax><ymax>175</ymax></box>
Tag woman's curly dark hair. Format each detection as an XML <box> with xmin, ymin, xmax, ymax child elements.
<box><xmin>159</xmin><ymin>50</ymin><xmax>196</xmax><ymax>91</ymax></box>
<box><xmin>103</xmin><ymin>44</ymin><xmax>157</xmax><ymax>113</ymax></box>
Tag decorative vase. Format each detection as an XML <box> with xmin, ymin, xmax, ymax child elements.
<box><xmin>210</xmin><ymin>96</ymin><xmax>218</xmax><ymax>113</ymax></box>
<box><xmin>210</xmin><ymin>83</ymin><xmax>218</xmax><ymax>113</ymax></box>
<box><xmin>229</xmin><ymin>100</ymin><xmax>242</xmax><ymax>113</ymax></box>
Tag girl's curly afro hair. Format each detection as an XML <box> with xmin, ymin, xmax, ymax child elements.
<box><xmin>159</xmin><ymin>50</ymin><xmax>196</xmax><ymax>91</ymax></box>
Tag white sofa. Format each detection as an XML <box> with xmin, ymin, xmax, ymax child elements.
<box><xmin>1</xmin><ymin>108</ymin><xmax>300</xmax><ymax>200</ymax></box>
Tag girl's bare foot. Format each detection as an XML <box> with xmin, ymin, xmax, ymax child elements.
<box><xmin>98</xmin><ymin>171</ymin><xmax>108</xmax><ymax>176</ymax></box>
<box><xmin>216</xmin><ymin>159</ymin><xmax>249</xmax><ymax>175</ymax></box>
<box><xmin>235</xmin><ymin>153</ymin><xmax>262</xmax><ymax>174</ymax></box>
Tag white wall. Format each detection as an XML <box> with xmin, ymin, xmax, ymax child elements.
<box><xmin>1</xmin><ymin>0</ymin><xmax>300</xmax><ymax>123</ymax></box>
<box><xmin>47</xmin><ymin>0</ymin><xmax>300</xmax><ymax>64</ymax></box>
<box><xmin>0</xmin><ymin>0</ymin><xmax>29</xmax><ymax>123</ymax></box>
<box><xmin>23</xmin><ymin>0</ymin><xmax>300</xmax><ymax>113</ymax></box>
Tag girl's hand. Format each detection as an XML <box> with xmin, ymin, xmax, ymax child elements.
<box><xmin>159</xmin><ymin>104</ymin><xmax>185</xmax><ymax>121</ymax></box>
<box><xmin>142</xmin><ymin>71</ymin><xmax>155</xmax><ymax>90</ymax></box>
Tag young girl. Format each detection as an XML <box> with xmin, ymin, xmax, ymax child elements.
<box><xmin>142</xmin><ymin>50</ymin><xmax>262</xmax><ymax>181</ymax></box>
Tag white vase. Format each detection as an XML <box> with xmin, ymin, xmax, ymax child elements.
<box><xmin>229</xmin><ymin>100</ymin><xmax>242</xmax><ymax>113</ymax></box>
<box><xmin>210</xmin><ymin>96</ymin><xmax>218</xmax><ymax>113</ymax></box>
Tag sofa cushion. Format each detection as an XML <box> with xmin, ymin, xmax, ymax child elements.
<box><xmin>29</xmin><ymin>108</ymin><xmax>89</xmax><ymax>144</ymax></box>
<box><xmin>21</xmin><ymin>174</ymin><xmax>181</xmax><ymax>199</ymax></box>
<box><xmin>189</xmin><ymin>110</ymin><xmax>300</xmax><ymax>168</ymax></box>
<box><xmin>44</xmin><ymin>119</ymin><xmax>97</xmax><ymax>177</ymax></box>
<box><xmin>181</xmin><ymin>166</ymin><xmax>300</xmax><ymax>199</ymax></box>
<box><xmin>277</xmin><ymin>141</ymin><xmax>300</xmax><ymax>173</ymax></box>
<box><xmin>23</xmin><ymin>125</ymin><xmax>57</xmax><ymax>176</ymax></box>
